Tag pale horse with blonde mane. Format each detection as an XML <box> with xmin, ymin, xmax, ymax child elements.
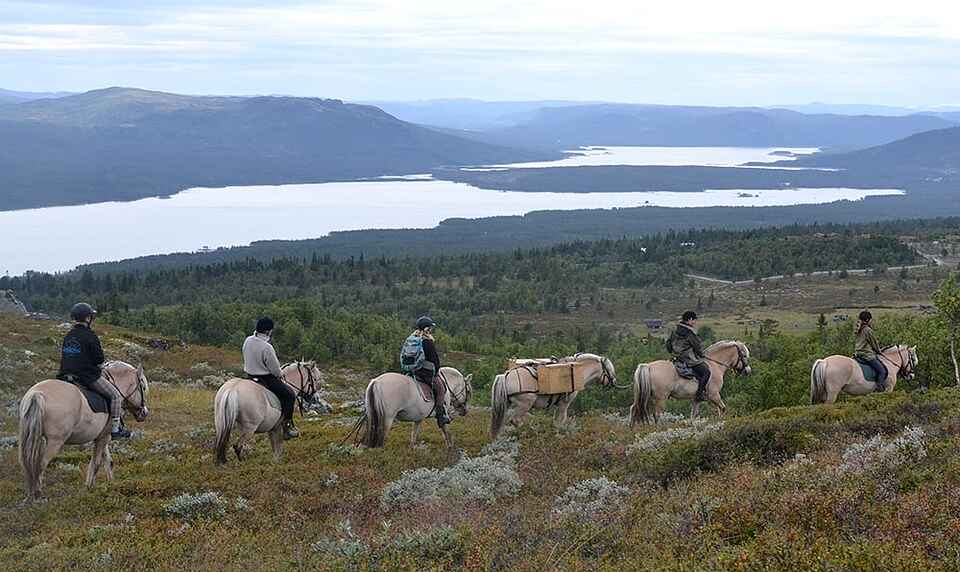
<box><xmin>630</xmin><ymin>340</ymin><xmax>751</xmax><ymax>426</ymax></box>
<box><xmin>18</xmin><ymin>361</ymin><xmax>149</xmax><ymax>499</ymax></box>
<box><xmin>361</xmin><ymin>367</ymin><xmax>473</xmax><ymax>450</ymax></box>
<box><xmin>490</xmin><ymin>353</ymin><xmax>618</xmax><ymax>440</ymax></box>
<box><xmin>214</xmin><ymin>361</ymin><xmax>328</xmax><ymax>464</ymax></box>
<box><xmin>810</xmin><ymin>345</ymin><xmax>917</xmax><ymax>404</ymax></box>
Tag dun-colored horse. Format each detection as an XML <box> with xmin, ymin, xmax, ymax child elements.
<box><xmin>630</xmin><ymin>341</ymin><xmax>750</xmax><ymax>426</ymax></box>
<box><xmin>214</xmin><ymin>361</ymin><xmax>327</xmax><ymax>464</ymax></box>
<box><xmin>362</xmin><ymin>367</ymin><xmax>473</xmax><ymax>449</ymax></box>
<box><xmin>490</xmin><ymin>353</ymin><xmax>617</xmax><ymax>441</ymax></box>
<box><xmin>18</xmin><ymin>361</ymin><xmax>149</xmax><ymax>499</ymax></box>
<box><xmin>810</xmin><ymin>345</ymin><xmax>917</xmax><ymax>404</ymax></box>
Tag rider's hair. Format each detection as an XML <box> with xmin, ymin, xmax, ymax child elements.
<box><xmin>681</xmin><ymin>310</ymin><xmax>697</xmax><ymax>322</ymax></box>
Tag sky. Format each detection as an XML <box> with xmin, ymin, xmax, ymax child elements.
<box><xmin>1</xmin><ymin>0</ymin><xmax>959</xmax><ymax>106</ymax></box>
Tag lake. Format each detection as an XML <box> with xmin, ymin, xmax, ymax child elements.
<box><xmin>1</xmin><ymin>180</ymin><xmax>902</xmax><ymax>275</ymax></box>
<box><xmin>2</xmin><ymin>146</ymin><xmax>902</xmax><ymax>275</ymax></box>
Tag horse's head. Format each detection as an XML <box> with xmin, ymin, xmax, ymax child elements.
<box><xmin>735</xmin><ymin>342</ymin><xmax>752</xmax><ymax>377</ymax></box>
<box><xmin>570</xmin><ymin>353</ymin><xmax>618</xmax><ymax>388</ymax></box>
<box><xmin>901</xmin><ymin>345</ymin><xmax>919</xmax><ymax>380</ymax></box>
<box><xmin>452</xmin><ymin>373</ymin><xmax>473</xmax><ymax>416</ymax></box>
<box><xmin>287</xmin><ymin>360</ymin><xmax>331</xmax><ymax>413</ymax></box>
<box><xmin>105</xmin><ymin>361</ymin><xmax>149</xmax><ymax>422</ymax></box>
<box><xmin>706</xmin><ymin>341</ymin><xmax>751</xmax><ymax>377</ymax></box>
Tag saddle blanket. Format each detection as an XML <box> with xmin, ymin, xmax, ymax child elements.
<box><xmin>855</xmin><ymin>359</ymin><xmax>880</xmax><ymax>382</ymax></box>
<box><xmin>672</xmin><ymin>360</ymin><xmax>697</xmax><ymax>380</ymax></box>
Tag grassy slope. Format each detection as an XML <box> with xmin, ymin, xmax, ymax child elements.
<box><xmin>2</xmin><ymin>316</ymin><xmax>960</xmax><ymax>570</ymax></box>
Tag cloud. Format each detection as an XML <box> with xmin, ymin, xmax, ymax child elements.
<box><xmin>1</xmin><ymin>0</ymin><xmax>958</xmax><ymax>104</ymax></box>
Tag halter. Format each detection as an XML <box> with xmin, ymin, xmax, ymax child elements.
<box><xmin>102</xmin><ymin>363</ymin><xmax>148</xmax><ymax>414</ymax></box>
<box><xmin>572</xmin><ymin>353</ymin><xmax>627</xmax><ymax>389</ymax></box>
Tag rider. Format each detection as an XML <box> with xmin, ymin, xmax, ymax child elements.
<box><xmin>56</xmin><ymin>302</ymin><xmax>132</xmax><ymax>439</ymax></box>
<box><xmin>243</xmin><ymin>317</ymin><xmax>299</xmax><ymax>439</ymax></box>
<box><xmin>411</xmin><ymin>316</ymin><xmax>452</xmax><ymax>426</ymax></box>
<box><xmin>854</xmin><ymin>310</ymin><xmax>887</xmax><ymax>392</ymax></box>
<box><xmin>669</xmin><ymin>310</ymin><xmax>711</xmax><ymax>402</ymax></box>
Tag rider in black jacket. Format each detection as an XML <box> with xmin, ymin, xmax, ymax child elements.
<box><xmin>56</xmin><ymin>302</ymin><xmax>131</xmax><ymax>439</ymax></box>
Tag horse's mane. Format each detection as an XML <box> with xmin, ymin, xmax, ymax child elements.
<box><xmin>102</xmin><ymin>360</ymin><xmax>134</xmax><ymax>371</ymax></box>
<box><xmin>282</xmin><ymin>360</ymin><xmax>315</xmax><ymax>369</ymax></box>
<box><xmin>705</xmin><ymin>340</ymin><xmax>746</xmax><ymax>355</ymax></box>
<box><xmin>560</xmin><ymin>352</ymin><xmax>604</xmax><ymax>363</ymax></box>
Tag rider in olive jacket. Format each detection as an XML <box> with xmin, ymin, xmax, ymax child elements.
<box><xmin>854</xmin><ymin>310</ymin><xmax>887</xmax><ymax>391</ymax></box>
<box><xmin>669</xmin><ymin>311</ymin><xmax>711</xmax><ymax>402</ymax></box>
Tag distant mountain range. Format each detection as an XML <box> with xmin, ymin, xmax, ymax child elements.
<box><xmin>0</xmin><ymin>88</ymin><xmax>73</xmax><ymax>104</ymax></box>
<box><xmin>466</xmin><ymin>104</ymin><xmax>957</xmax><ymax>151</ymax></box>
<box><xmin>0</xmin><ymin>87</ymin><xmax>552</xmax><ymax>211</ymax></box>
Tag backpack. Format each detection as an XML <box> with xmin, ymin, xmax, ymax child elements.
<box><xmin>400</xmin><ymin>334</ymin><xmax>426</xmax><ymax>373</ymax></box>
<box><xmin>665</xmin><ymin>330</ymin><xmax>678</xmax><ymax>356</ymax></box>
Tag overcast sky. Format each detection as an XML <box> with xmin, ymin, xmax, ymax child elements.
<box><xmin>2</xmin><ymin>0</ymin><xmax>958</xmax><ymax>105</ymax></box>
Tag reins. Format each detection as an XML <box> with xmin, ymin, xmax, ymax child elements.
<box><xmin>102</xmin><ymin>363</ymin><xmax>147</xmax><ymax>413</ymax></box>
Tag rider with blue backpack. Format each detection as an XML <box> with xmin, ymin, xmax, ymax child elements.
<box><xmin>400</xmin><ymin>316</ymin><xmax>451</xmax><ymax>426</ymax></box>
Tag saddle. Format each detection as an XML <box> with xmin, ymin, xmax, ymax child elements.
<box><xmin>408</xmin><ymin>372</ymin><xmax>442</xmax><ymax>402</ymax></box>
<box><xmin>672</xmin><ymin>360</ymin><xmax>697</xmax><ymax>380</ymax></box>
<box><xmin>61</xmin><ymin>379</ymin><xmax>109</xmax><ymax>414</ymax></box>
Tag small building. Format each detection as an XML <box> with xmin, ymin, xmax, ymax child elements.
<box><xmin>644</xmin><ymin>319</ymin><xmax>664</xmax><ymax>331</ymax></box>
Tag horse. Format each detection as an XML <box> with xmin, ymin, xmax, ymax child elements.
<box><xmin>361</xmin><ymin>367</ymin><xmax>473</xmax><ymax>450</ymax></box>
<box><xmin>214</xmin><ymin>361</ymin><xmax>327</xmax><ymax>464</ymax></box>
<box><xmin>810</xmin><ymin>345</ymin><xmax>918</xmax><ymax>404</ymax></box>
<box><xmin>490</xmin><ymin>353</ymin><xmax>617</xmax><ymax>441</ymax></box>
<box><xmin>18</xmin><ymin>361</ymin><xmax>149</xmax><ymax>499</ymax></box>
<box><xmin>630</xmin><ymin>340</ymin><xmax>751</xmax><ymax>426</ymax></box>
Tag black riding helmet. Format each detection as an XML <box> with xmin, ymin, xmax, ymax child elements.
<box><xmin>70</xmin><ymin>302</ymin><xmax>97</xmax><ymax>322</ymax></box>
<box><xmin>416</xmin><ymin>316</ymin><xmax>437</xmax><ymax>330</ymax></box>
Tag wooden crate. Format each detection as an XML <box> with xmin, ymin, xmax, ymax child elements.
<box><xmin>537</xmin><ymin>362</ymin><xmax>590</xmax><ymax>394</ymax></box>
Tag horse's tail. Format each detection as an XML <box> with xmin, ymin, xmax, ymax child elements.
<box><xmin>214</xmin><ymin>385</ymin><xmax>238</xmax><ymax>464</ymax></box>
<box><xmin>362</xmin><ymin>379</ymin><xmax>387</xmax><ymax>448</ymax></box>
<box><xmin>810</xmin><ymin>359</ymin><xmax>828</xmax><ymax>404</ymax></box>
<box><xmin>629</xmin><ymin>364</ymin><xmax>652</xmax><ymax>427</ymax></box>
<box><xmin>490</xmin><ymin>374</ymin><xmax>509</xmax><ymax>440</ymax></box>
<box><xmin>18</xmin><ymin>392</ymin><xmax>46</xmax><ymax>498</ymax></box>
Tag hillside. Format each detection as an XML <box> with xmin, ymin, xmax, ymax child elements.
<box><xmin>1</xmin><ymin>314</ymin><xmax>960</xmax><ymax>569</ymax></box>
<box><xmin>792</xmin><ymin>126</ymin><xmax>960</xmax><ymax>175</ymax></box>
<box><xmin>0</xmin><ymin>88</ymin><xmax>553</xmax><ymax>211</ymax></box>
<box><xmin>471</xmin><ymin>104</ymin><xmax>956</xmax><ymax>150</ymax></box>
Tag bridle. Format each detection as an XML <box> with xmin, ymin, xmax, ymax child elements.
<box><xmin>573</xmin><ymin>353</ymin><xmax>629</xmax><ymax>390</ymax></box>
<box><xmin>284</xmin><ymin>361</ymin><xmax>321</xmax><ymax>414</ymax></box>
<box><xmin>102</xmin><ymin>363</ymin><xmax>148</xmax><ymax>414</ymax></box>
<box><xmin>444</xmin><ymin>372</ymin><xmax>472</xmax><ymax>412</ymax></box>
<box><xmin>880</xmin><ymin>345</ymin><xmax>915</xmax><ymax>379</ymax></box>
<box><xmin>703</xmin><ymin>344</ymin><xmax>750</xmax><ymax>376</ymax></box>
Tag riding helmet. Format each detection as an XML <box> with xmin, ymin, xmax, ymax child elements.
<box><xmin>859</xmin><ymin>310</ymin><xmax>873</xmax><ymax>322</ymax></box>
<box><xmin>416</xmin><ymin>316</ymin><xmax>437</xmax><ymax>330</ymax></box>
<box><xmin>70</xmin><ymin>302</ymin><xmax>97</xmax><ymax>321</ymax></box>
<box><xmin>255</xmin><ymin>317</ymin><xmax>275</xmax><ymax>333</ymax></box>
<box><xmin>682</xmin><ymin>310</ymin><xmax>698</xmax><ymax>322</ymax></box>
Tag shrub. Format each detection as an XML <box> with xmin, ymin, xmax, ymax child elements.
<box><xmin>553</xmin><ymin>477</ymin><xmax>631</xmax><ymax>524</ymax></box>
<box><xmin>381</xmin><ymin>451</ymin><xmax>521</xmax><ymax>511</ymax></box>
<box><xmin>163</xmin><ymin>492</ymin><xmax>228</xmax><ymax>520</ymax></box>
<box><xmin>628</xmin><ymin>421</ymin><xmax>723</xmax><ymax>454</ymax></box>
<box><xmin>0</xmin><ymin>435</ymin><xmax>17</xmax><ymax>450</ymax></box>
<box><xmin>839</xmin><ymin>426</ymin><xmax>928</xmax><ymax>474</ymax></box>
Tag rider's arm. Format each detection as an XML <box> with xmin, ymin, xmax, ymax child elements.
<box><xmin>866</xmin><ymin>328</ymin><xmax>882</xmax><ymax>355</ymax></box>
<box><xmin>423</xmin><ymin>338</ymin><xmax>441</xmax><ymax>370</ymax></box>
<box><xmin>690</xmin><ymin>332</ymin><xmax>705</xmax><ymax>357</ymax></box>
<box><xmin>263</xmin><ymin>345</ymin><xmax>284</xmax><ymax>379</ymax></box>
<box><xmin>89</xmin><ymin>332</ymin><xmax>106</xmax><ymax>368</ymax></box>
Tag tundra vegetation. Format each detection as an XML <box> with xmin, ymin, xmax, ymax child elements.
<box><xmin>2</xmin><ymin>219</ymin><xmax>960</xmax><ymax>568</ymax></box>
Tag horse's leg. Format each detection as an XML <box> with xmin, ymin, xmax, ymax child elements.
<box><xmin>439</xmin><ymin>423</ymin><xmax>454</xmax><ymax>450</ymax></box>
<box><xmin>553</xmin><ymin>397</ymin><xmax>571</xmax><ymax>431</ymax></box>
<box><xmin>86</xmin><ymin>434</ymin><xmax>109</xmax><ymax>487</ymax></box>
<box><xmin>410</xmin><ymin>421</ymin><xmax>422</xmax><ymax>448</ymax></box>
<box><xmin>509</xmin><ymin>396</ymin><xmax>535</xmax><ymax>429</ymax></box>
<box><xmin>234</xmin><ymin>429</ymin><xmax>254</xmax><ymax>461</ymax></box>
<box><xmin>37</xmin><ymin>437</ymin><xmax>66</xmax><ymax>495</ymax></box>
<box><xmin>654</xmin><ymin>395</ymin><xmax>666</xmax><ymax>424</ymax></box>
<box><xmin>269</xmin><ymin>426</ymin><xmax>283</xmax><ymax>462</ymax></box>
<box><xmin>690</xmin><ymin>399</ymin><xmax>701</xmax><ymax>420</ymax></box>
<box><xmin>103</xmin><ymin>444</ymin><xmax>114</xmax><ymax>480</ymax></box>
<box><xmin>713</xmin><ymin>395</ymin><xmax>727</xmax><ymax>419</ymax></box>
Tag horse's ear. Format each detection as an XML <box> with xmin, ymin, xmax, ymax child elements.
<box><xmin>911</xmin><ymin>345</ymin><xmax>917</xmax><ymax>351</ymax></box>
<box><xmin>137</xmin><ymin>364</ymin><xmax>144</xmax><ymax>374</ymax></box>
<box><xmin>465</xmin><ymin>374</ymin><xmax>473</xmax><ymax>382</ymax></box>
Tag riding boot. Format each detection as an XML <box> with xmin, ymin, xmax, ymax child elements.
<box><xmin>874</xmin><ymin>381</ymin><xmax>886</xmax><ymax>393</ymax></box>
<box><xmin>283</xmin><ymin>419</ymin><xmax>300</xmax><ymax>440</ymax></box>
<box><xmin>433</xmin><ymin>377</ymin><xmax>452</xmax><ymax>426</ymax></box>
<box><xmin>111</xmin><ymin>417</ymin><xmax>132</xmax><ymax>439</ymax></box>
<box><xmin>694</xmin><ymin>378</ymin><xmax>708</xmax><ymax>402</ymax></box>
